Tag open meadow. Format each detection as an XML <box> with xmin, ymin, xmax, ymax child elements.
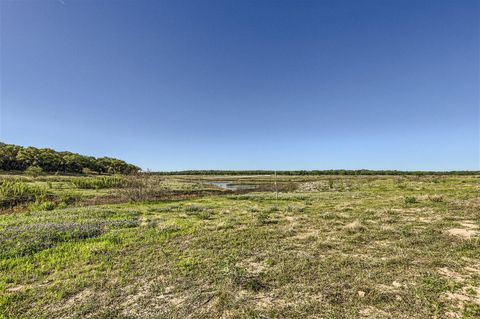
<box><xmin>2</xmin><ymin>0</ymin><xmax>479</xmax><ymax>318</ymax></box>
<box><xmin>0</xmin><ymin>173</ymin><xmax>479</xmax><ymax>318</ymax></box>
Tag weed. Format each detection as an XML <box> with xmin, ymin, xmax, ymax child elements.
<box><xmin>71</xmin><ymin>176</ymin><xmax>126</xmax><ymax>189</ymax></box>
<box><xmin>256</xmin><ymin>211</ymin><xmax>271</xmax><ymax>225</ymax></box>
<box><xmin>198</xmin><ymin>210</ymin><xmax>213</xmax><ymax>220</ymax></box>
<box><xmin>404</xmin><ymin>196</ymin><xmax>418</xmax><ymax>204</ymax></box>
<box><xmin>177</xmin><ymin>256</ymin><xmax>198</xmax><ymax>274</ymax></box>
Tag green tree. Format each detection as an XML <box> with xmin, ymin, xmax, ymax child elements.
<box><xmin>0</xmin><ymin>143</ymin><xmax>22</xmax><ymax>170</ymax></box>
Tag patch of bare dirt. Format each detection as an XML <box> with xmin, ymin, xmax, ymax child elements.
<box><xmin>449</xmin><ymin>197</ymin><xmax>480</xmax><ymax>209</ymax></box>
<box><xmin>293</xmin><ymin>229</ymin><xmax>319</xmax><ymax>240</ymax></box>
<box><xmin>359</xmin><ymin>306</ymin><xmax>390</xmax><ymax>318</ymax></box>
<box><xmin>418</xmin><ymin>216</ymin><xmax>441</xmax><ymax>223</ymax></box>
<box><xmin>446</xmin><ymin>228</ymin><xmax>478</xmax><ymax>239</ymax></box>
<box><xmin>460</xmin><ymin>221</ymin><xmax>478</xmax><ymax>229</ymax></box>
<box><xmin>283</xmin><ymin>215</ymin><xmax>302</xmax><ymax>231</ymax></box>
<box><xmin>376</xmin><ymin>281</ymin><xmax>405</xmax><ymax>293</ymax></box>
<box><xmin>439</xmin><ymin>261</ymin><xmax>480</xmax><ymax>318</ymax></box>
<box><xmin>6</xmin><ymin>285</ymin><xmax>25</xmax><ymax>293</ymax></box>
<box><xmin>464</xmin><ymin>265</ymin><xmax>480</xmax><ymax>275</ymax></box>
<box><xmin>50</xmin><ymin>288</ymin><xmax>95</xmax><ymax>316</ymax></box>
<box><xmin>446</xmin><ymin>221</ymin><xmax>478</xmax><ymax>239</ymax></box>
<box><xmin>120</xmin><ymin>283</ymin><xmax>190</xmax><ymax>318</ymax></box>
<box><xmin>239</xmin><ymin>288</ymin><xmax>323</xmax><ymax>312</ymax></box>
<box><xmin>444</xmin><ymin>287</ymin><xmax>480</xmax><ymax>318</ymax></box>
<box><xmin>438</xmin><ymin>268</ymin><xmax>466</xmax><ymax>282</ymax></box>
<box><xmin>239</xmin><ymin>257</ymin><xmax>268</xmax><ymax>274</ymax></box>
<box><xmin>444</xmin><ymin>286</ymin><xmax>480</xmax><ymax>309</ymax></box>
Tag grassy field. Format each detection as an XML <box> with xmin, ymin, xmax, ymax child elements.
<box><xmin>0</xmin><ymin>174</ymin><xmax>479</xmax><ymax>318</ymax></box>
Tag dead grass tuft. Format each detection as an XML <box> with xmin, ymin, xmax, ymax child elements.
<box><xmin>344</xmin><ymin>220</ymin><xmax>366</xmax><ymax>233</ymax></box>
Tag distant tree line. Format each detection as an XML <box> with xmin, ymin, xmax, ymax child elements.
<box><xmin>153</xmin><ymin>169</ymin><xmax>479</xmax><ymax>176</ymax></box>
<box><xmin>0</xmin><ymin>143</ymin><xmax>140</xmax><ymax>175</ymax></box>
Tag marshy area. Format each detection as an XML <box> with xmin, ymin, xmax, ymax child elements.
<box><xmin>0</xmin><ymin>173</ymin><xmax>479</xmax><ymax>318</ymax></box>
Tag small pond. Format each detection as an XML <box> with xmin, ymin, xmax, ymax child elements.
<box><xmin>206</xmin><ymin>181</ymin><xmax>258</xmax><ymax>191</ymax></box>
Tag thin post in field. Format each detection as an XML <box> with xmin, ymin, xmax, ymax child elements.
<box><xmin>274</xmin><ymin>170</ymin><xmax>278</xmax><ymax>201</ymax></box>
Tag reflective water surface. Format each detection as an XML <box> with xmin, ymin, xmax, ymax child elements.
<box><xmin>206</xmin><ymin>181</ymin><xmax>258</xmax><ymax>191</ymax></box>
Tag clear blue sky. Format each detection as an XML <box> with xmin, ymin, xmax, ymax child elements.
<box><xmin>1</xmin><ymin>0</ymin><xmax>479</xmax><ymax>171</ymax></box>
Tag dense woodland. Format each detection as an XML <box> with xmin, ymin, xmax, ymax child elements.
<box><xmin>0</xmin><ymin>143</ymin><xmax>140</xmax><ymax>174</ymax></box>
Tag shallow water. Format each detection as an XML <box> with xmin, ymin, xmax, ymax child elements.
<box><xmin>206</xmin><ymin>181</ymin><xmax>258</xmax><ymax>191</ymax></box>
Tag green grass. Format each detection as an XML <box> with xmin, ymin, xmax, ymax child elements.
<box><xmin>0</xmin><ymin>174</ymin><xmax>220</xmax><ymax>213</ymax></box>
<box><xmin>70</xmin><ymin>176</ymin><xmax>126</xmax><ymax>189</ymax></box>
<box><xmin>0</xmin><ymin>180</ymin><xmax>48</xmax><ymax>209</ymax></box>
<box><xmin>0</xmin><ymin>174</ymin><xmax>479</xmax><ymax>318</ymax></box>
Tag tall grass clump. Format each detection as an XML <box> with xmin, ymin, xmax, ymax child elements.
<box><xmin>404</xmin><ymin>196</ymin><xmax>418</xmax><ymax>204</ymax></box>
<box><xmin>71</xmin><ymin>176</ymin><xmax>126</xmax><ymax>189</ymax></box>
<box><xmin>0</xmin><ymin>180</ymin><xmax>48</xmax><ymax>208</ymax></box>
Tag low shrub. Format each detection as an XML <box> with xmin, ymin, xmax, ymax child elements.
<box><xmin>25</xmin><ymin>165</ymin><xmax>43</xmax><ymax>177</ymax></box>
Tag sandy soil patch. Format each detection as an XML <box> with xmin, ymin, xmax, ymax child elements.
<box><xmin>120</xmin><ymin>283</ymin><xmax>189</xmax><ymax>318</ymax></box>
<box><xmin>6</xmin><ymin>285</ymin><xmax>26</xmax><ymax>293</ymax></box>
<box><xmin>49</xmin><ymin>288</ymin><xmax>95</xmax><ymax>316</ymax></box>
<box><xmin>293</xmin><ymin>229</ymin><xmax>319</xmax><ymax>240</ymax></box>
<box><xmin>240</xmin><ymin>258</ymin><xmax>268</xmax><ymax>274</ymax></box>
<box><xmin>446</xmin><ymin>228</ymin><xmax>478</xmax><ymax>239</ymax></box>
<box><xmin>444</xmin><ymin>286</ymin><xmax>480</xmax><ymax>307</ymax></box>
<box><xmin>359</xmin><ymin>306</ymin><xmax>390</xmax><ymax>318</ymax></box>
<box><xmin>418</xmin><ymin>216</ymin><xmax>441</xmax><ymax>223</ymax></box>
<box><xmin>438</xmin><ymin>268</ymin><xmax>466</xmax><ymax>282</ymax></box>
<box><xmin>446</xmin><ymin>221</ymin><xmax>478</xmax><ymax>239</ymax></box>
<box><xmin>460</xmin><ymin>221</ymin><xmax>478</xmax><ymax>229</ymax></box>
